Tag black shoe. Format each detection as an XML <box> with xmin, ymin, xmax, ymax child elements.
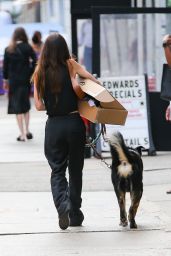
<box><xmin>17</xmin><ymin>136</ymin><xmax>25</xmax><ymax>142</ymax></box>
<box><xmin>59</xmin><ymin>211</ymin><xmax>69</xmax><ymax>230</ymax></box>
<box><xmin>69</xmin><ymin>209</ymin><xmax>84</xmax><ymax>226</ymax></box>
<box><xmin>26</xmin><ymin>132</ymin><xmax>33</xmax><ymax>140</ymax></box>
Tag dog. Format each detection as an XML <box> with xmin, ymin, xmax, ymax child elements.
<box><xmin>109</xmin><ymin>131</ymin><xmax>143</xmax><ymax>229</ymax></box>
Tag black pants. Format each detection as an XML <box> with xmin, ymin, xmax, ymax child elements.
<box><xmin>44</xmin><ymin>113</ymin><xmax>86</xmax><ymax>216</ymax></box>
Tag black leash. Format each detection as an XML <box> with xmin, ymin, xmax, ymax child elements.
<box><xmin>86</xmin><ymin>124</ymin><xmax>111</xmax><ymax>170</ymax></box>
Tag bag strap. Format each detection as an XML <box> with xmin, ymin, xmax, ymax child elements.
<box><xmin>67</xmin><ymin>60</ymin><xmax>86</xmax><ymax>99</ymax></box>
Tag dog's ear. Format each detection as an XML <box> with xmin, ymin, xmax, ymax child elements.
<box><xmin>135</xmin><ymin>146</ymin><xmax>145</xmax><ymax>156</ymax></box>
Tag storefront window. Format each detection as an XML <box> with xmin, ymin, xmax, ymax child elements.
<box><xmin>100</xmin><ymin>13</ymin><xmax>171</xmax><ymax>91</ymax></box>
<box><xmin>77</xmin><ymin>19</ymin><xmax>92</xmax><ymax>73</ymax></box>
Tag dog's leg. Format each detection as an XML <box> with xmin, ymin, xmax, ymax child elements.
<box><xmin>128</xmin><ymin>190</ymin><xmax>142</xmax><ymax>229</ymax></box>
<box><xmin>115</xmin><ymin>189</ymin><xmax>128</xmax><ymax>227</ymax></box>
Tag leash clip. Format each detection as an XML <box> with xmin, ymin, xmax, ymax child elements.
<box><xmin>101</xmin><ymin>159</ymin><xmax>111</xmax><ymax>169</ymax></box>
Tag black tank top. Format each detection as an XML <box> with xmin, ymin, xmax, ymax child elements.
<box><xmin>43</xmin><ymin>65</ymin><xmax>78</xmax><ymax>116</ymax></box>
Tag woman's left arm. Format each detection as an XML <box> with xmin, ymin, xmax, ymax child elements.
<box><xmin>68</xmin><ymin>59</ymin><xmax>101</xmax><ymax>84</ymax></box>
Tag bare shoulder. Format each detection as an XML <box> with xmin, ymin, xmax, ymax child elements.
<box><xmin>68</xmin><ymin>58</ymin><xmax>83</xmax><ymax>70</ymax></box>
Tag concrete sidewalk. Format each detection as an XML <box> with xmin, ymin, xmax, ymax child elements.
<box><xmin>0</xmin><ymin>160</ymin><xmax>170</xmax><ymax>256</ymax></box>
<box><xmin>0</xmin><ymin>189</ymin><xmax>170</xmax><ymax>256</ymax></box>
<box><xmin>0</xmin><ymin>96</ymin><xmax>171</xmax><ymax>255</ymax></box>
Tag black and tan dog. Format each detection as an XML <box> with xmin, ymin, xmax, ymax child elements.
<box><xmin>109</xmin><ymin>131</ymin><xmax>143</xmax><ymax>229</ymax></box>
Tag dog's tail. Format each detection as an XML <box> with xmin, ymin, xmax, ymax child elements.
<box><xmin>109</xmin><ymin>131</ymin><xmax>132</xmax><ymax>177</ymax></box>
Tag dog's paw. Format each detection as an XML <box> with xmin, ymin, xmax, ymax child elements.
<box><xmin>119</xmin><ymin>220</ymin><xmax>128</xmax><ymax>227</ymax></box>
<box><xmin>130</xmin><ymin>220</ymin><xmax>137</xmax><ymax>229</ymax></box>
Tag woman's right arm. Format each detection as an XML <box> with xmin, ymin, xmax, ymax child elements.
<box><xmin>34</xmin><ymin>82</ymin><xmax>45</xmax><ymax>111</ymax></box>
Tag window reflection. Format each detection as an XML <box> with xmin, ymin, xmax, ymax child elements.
<box><xmin>100</xmin><ymin>13</ymin><xmax>171</xmax><ymax>91</ymax></box>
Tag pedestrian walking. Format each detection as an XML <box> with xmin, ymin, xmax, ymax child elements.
<box><xmin>31</xmin><ymin>31</ymin><xmax>43</xmax><ymax>59</ymax></box>
<box><xmin>163</xmin><ymin>34</ymin><xmax>171</xmax><ymax>194</ymax></box>
<box><xmin>3</xmin><ymin>27</ymin><xmax>37</xmax><ymax>141</ymax></box>
<box><xmin>30</xmin><ymin>31</ymin><xmax>43</xmax><ymax>95</ymax></box>
<box><xmin>32</xmin><ymin>33</ymin><xmax>100</xmax><ymax>230</ymax></box>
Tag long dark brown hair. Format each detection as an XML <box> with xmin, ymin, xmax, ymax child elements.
<box><xmin>8</xmin><ymin>27</ymin><xmax>28</xmax><ymax>53</ymax></box>
<box><xmin>32</xmin><ymin>31</ymin><xmax>42</xmax><ymax>45</ymax></box>
<box><xmin>32</xmin><ymin>33</ymin><xmax>71</xmax><ymax>99</ymax></box>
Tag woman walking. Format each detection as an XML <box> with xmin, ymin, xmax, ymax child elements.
<box><xmin>32</xmin><ymin>33</ymin><xmax>100</xmax><ymax>230</ymax></box>
<box><xmin>31</xmin><ymin>30</ymin><xmax>43</xmax><ymax>59</ymax></box>
<box><xmin>3</xmin><ymin>27</ymin><xmax>37</xmax><ymax>141</ymax></box>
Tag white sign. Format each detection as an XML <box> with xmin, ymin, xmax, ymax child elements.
<box><xmin>99</xmin><ymin>75</ymin><xmax>150</xmax><ymax>151</ymax></box>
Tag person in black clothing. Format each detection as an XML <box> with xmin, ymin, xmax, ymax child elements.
<box><xmin>163</xmin><ymin>34</ymin><xmax>171</xmax><ymax>194</ymax></box>
<box><xmin>32</xmin><ymin>33</ymin><xmax>100</xmax><ymax>230</ymax></box>
<box><xmin>3</xmin><ymin>27</ymin><xmax>37</xmax><ymax>141</ymax></box>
